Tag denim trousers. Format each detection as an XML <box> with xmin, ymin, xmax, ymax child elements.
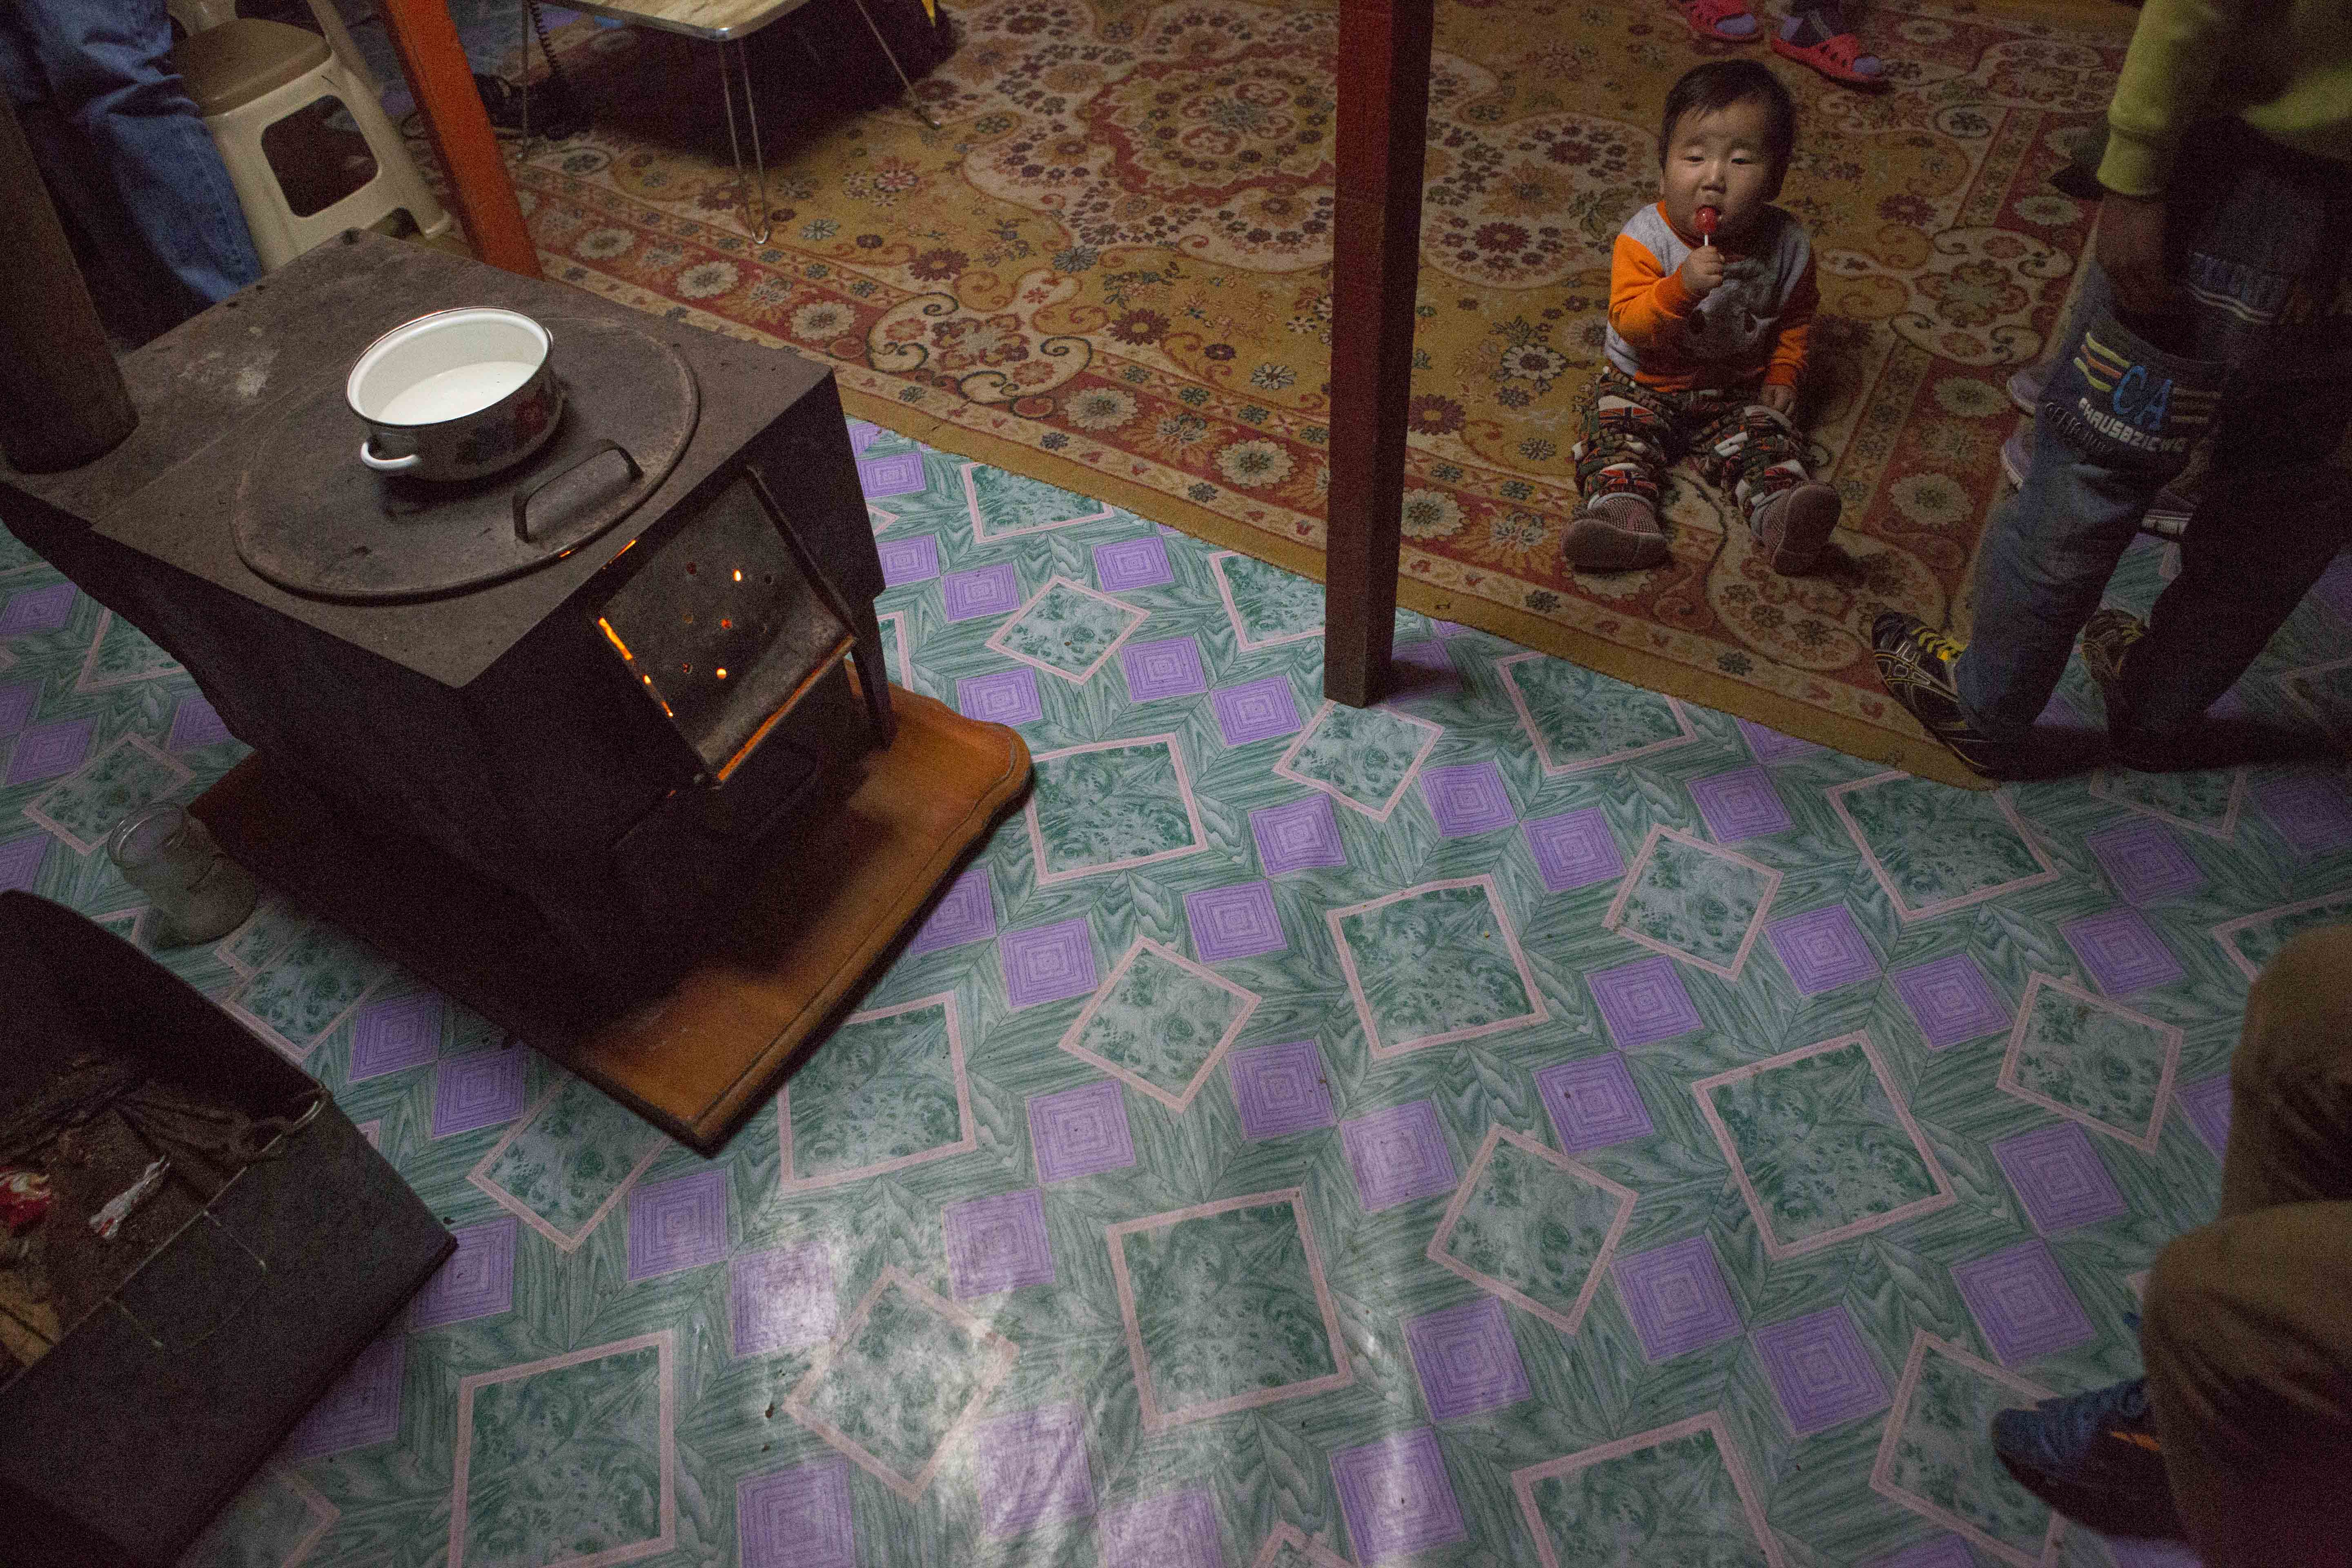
<box><xmin>0</xmin><ymin>0</ymin><xmax>261</xmax><ymax>316</ymax></box>
<box><xmin>1955</xmin><ymin>122</ymin><xmax>2352</xmax><ymax>742</ymax></box>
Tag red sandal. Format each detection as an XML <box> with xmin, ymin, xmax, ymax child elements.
<box><xmin>1770</xmin><ymin>29</ymin><xmax>1886</xmax><ymax>87</ymax></box>
<box><xmin>1677</xmin><ymin>0</ymin><xmax>1760</xmax><ymax>42</ymax></box>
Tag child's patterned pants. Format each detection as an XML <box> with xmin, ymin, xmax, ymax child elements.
<box><xmin>1571</xmin><ymin>366</ymin><xmax>1809</xmax><ymax>521</ymax></box>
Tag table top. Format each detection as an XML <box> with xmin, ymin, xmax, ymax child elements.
<box><xmin>555</xmin><ymin>0</ymin><xmax>820</xmax><ymax>42</ymax></box>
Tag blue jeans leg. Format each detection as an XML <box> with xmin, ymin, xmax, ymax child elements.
<box><xmin>3</xmin><ymin>0</ymin><xmax>261</xmax><ymax>309</ymax></box>
<box><xmin>1957</xmin><ymin>122</ymin><xmax>2352</xmax><ymax>744</ymax></box>
<box><xmin>2123</xmin><ymin>466</ymin><xmax>2352</xmax><ymax>737</ymax></box>
<box><xmin>1955</xmin><ymin>262</ymin><xmax>2221</xmax><ymax>741</ymax></box>
<box><xmin>2114</xmin><ymin>151</ymin><xmax>2352</xmax><ymax>735</ymax></box>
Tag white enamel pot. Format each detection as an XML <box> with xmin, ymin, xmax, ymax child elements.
<box><xmin>346</xmin><ymin>308</ymin><xmax>565</xmax><ymax>483</ymax></box>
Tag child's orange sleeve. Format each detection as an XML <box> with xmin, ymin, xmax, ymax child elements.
<box><xmin>1764</xmin><ymin>251</ymin><xmax>1819</xmax><ymax>388</ymax></box>
<box><xmin>1609</xmin><ymin>231</ymin><xmax>1698</xmax><ymax>351</ymax></box>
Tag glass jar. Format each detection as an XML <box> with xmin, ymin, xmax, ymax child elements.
<box><xmin>104</xmin><ymin>804</ymin><xmax>258</xmax><ymax>945</ymax></box>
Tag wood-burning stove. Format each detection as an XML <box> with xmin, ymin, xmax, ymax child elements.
<box><xmin>1</xmin><ymin>232</ymin><xmax>1032</xmax><ymax>1151</ymax></box>
<box><xmin>85</xmin><ymin>240</ymin><xmax>891</xmax><ymax>1001</ymax></box>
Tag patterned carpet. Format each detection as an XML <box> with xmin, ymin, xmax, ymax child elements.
<box><xmin>9</xmin><ymin>421</ymin><xmax>2352</xmax><ymax>1566</ymax></box>
<box><xmin>494</xmin><ymin>0</ymin><xmax>2141</xmax><ymax>783</ymax></box>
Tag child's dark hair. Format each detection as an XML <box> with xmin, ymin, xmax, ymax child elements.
<box><xmin>1658</xmin><ymin>60</ymin><xmax>1797</xmax><ymax>184</ymax></box>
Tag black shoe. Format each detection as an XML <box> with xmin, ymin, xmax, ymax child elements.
<box><xmin>1869</xmin><ymin>612</ymin><xmax>2025</xmax><ymax>779</ymax></box>
<box><xmin>1991</xmin><ymin>1376</ymin><xmax>2187</xmax><ymax>1541</ymax></box>
<box><xmin>2081</xmin><ymin>609</ymin><xmax>2342</xmax><ymax>771</ymax></box>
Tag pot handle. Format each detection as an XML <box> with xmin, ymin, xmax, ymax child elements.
<box><xmin>359</xmin><ymin>439</ymin><xmax>423</xmax><ymax>474</ymax></box>
<box><xmin>513</xmin><ymin>438</ymin><xmax>642</xmax><ymax>543</ymax></box>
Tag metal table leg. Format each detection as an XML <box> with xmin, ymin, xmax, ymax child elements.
<box><xmin>844</xmin><ymin>0</ymin><xmax>943</xmax><ymax>130</ymax></box>
<box><xmin>716</xmin><ymin>36</ymin><xmax>772</xmax><ymax>243</ymax></box>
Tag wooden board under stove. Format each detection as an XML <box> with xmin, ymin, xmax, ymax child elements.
<box><xmin>189</xmin><ymin>683</ymin><xmax>1030</xmax><ymax>1155</ymax></box>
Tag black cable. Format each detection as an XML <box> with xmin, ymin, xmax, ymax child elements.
<box><xmin>520</xmin><ymin>0</ymin><xmax>585</xmax><ymax>139</ymax></box>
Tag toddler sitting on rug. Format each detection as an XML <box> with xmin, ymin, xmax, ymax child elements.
<box><xmin>1566</xmin><ymin>60</ymin><xmax>1841</xmax><ymax>575</ymax></box>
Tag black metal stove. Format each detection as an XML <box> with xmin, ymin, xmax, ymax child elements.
<box><xmin>4</xmin><ymin>231</ymin><xmax>895</xmax><ymax>1004</ymax></box>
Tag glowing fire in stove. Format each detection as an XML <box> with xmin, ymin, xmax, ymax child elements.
<box><xmin>599</xmin><ymin>617</ymin><xmax>676</xmax><ymax>719</ymax></box>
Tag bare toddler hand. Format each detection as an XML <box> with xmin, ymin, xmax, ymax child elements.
<box><xmin>1679</xmin><ymin>244</ymin><xmax>1727</xmax><ymax>297</ymax></box>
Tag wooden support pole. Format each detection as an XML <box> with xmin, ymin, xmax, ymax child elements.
<box><xmin>375</xmin><ymin>0</ymin><xmax>542</xmax><ymax>278</ymax></box>
<box><xmin>1322</xmin><ymin>0</ymin><xmax>1434</xmax><ymax>707</ymax></box>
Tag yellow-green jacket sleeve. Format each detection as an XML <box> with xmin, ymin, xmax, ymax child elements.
<box><xmin>2100</xmin><ymin>0</ymin><xmax>2352</xmax><ymax>197</ymax></box>
<box><xmin>2098</xmin><ymin>0</ymin><xmax>2240</xmax><ymax>197</ymax></box>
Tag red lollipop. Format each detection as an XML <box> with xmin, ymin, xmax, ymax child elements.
<box><xmin>1695</xmin><ymin>205</ymin><xmax>1720</xmax><ymax>245</ymax></box>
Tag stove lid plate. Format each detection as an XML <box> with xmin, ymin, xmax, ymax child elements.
<box><xmin>230</xmin><ymin>317</ymin><xmax>698</xmax><ymax>603</ymax></box>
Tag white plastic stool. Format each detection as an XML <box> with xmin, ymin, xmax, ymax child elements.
<box><xmin>165</xmin><ymin>0</ymin><xmax>240</xmax><ymax>34</ymax></box>
<box><xmin>173</xmin><ymin>17</ymin><xmax>451</xmax><ymax>271</ymax></box>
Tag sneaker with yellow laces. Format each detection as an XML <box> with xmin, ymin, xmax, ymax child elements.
<box><xmin>2080</xmin><ymin>608</ymin><xmax>2176</xmax><ymax>771</ymax></box>
<box><xmin>2080</xmin><ymin>607</ymin><xmax>2337</xmax><ymax>773</ymax></box>
<box><xmin>2079</xmin><ymin>608</ymin><xmax>2147</xmax><ymax>705</ymax></box>
<box><xmin>1869</xmin><ymin>612</ymin><xmax>2025</xmax><ymax>779</ymax></box>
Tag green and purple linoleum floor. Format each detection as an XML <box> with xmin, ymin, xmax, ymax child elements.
<box><xmin>8</xmin><ymin>422</ymin><xmax>2352</xmax><ymax>1567</ymax></box>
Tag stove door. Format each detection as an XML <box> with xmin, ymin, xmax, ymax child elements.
<box><xmin>596</xmin><ymin>470</ymin><xmax>855</xmax><ymax>780</ymax></box>
<box><xmin>608</xmin><ymin>666</ymin><xmax>857</xmax><ymax>931</ymax></box>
